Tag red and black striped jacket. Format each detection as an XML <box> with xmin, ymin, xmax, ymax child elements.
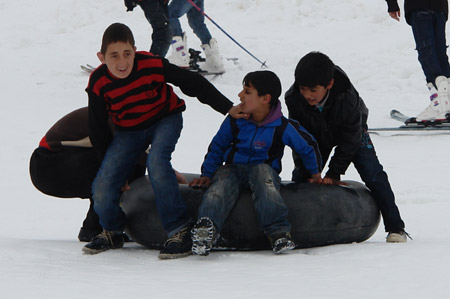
<box><xmin>86</xmin><ymin>51</ymin><xmax>233</xmax><ymax>158</ymax></box>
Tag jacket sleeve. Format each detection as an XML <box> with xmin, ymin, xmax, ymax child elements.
<box><xmin>87</xmin><ymin>91</ymin><xmax>113</xmax><ymax>160</ymax></box>
<box><xmin>162</xmin><ymin>59</ymin><xmax>233</xmax><ymax>115</ymax></box>
<box><xmin>200</xmin><ymin>116</ymin><xmax>234</xmax><ymax>178</ymax></box>
<box><xmin>283</xmin><ymin>120</ymin><xmax>322</xmax><ymax>175</ymax></box>
<box><xmin>285</xmin><ymin>85</ymin><xmax>301</xmax><ymax>120</ymax></box>
<box><xmin>386</xmin><ymin>0</ymin><xmax>400</xmax><ymax>12</ymax></box>
<box><xmin>325</xmin><ymin>92</ymin><xmax>362</xmax><ymax>180</ymax></box>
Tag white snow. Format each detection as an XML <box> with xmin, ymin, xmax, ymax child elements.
<box><xmin>1</xmin><ymin>0</ymin><xmax>450</xmax><ymax>298</ymax></box>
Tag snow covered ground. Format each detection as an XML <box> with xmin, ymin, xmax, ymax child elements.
<box><xmin>1</xmin><ymin>0</ymin><xmax>450</xmax><ymax>298</ymax></box>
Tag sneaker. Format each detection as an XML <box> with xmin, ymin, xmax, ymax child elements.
<box><xmin>167</xmin><ymin>33</ymin><xmax>190</xmax><ymax>68</ymax></box>
<box><xmin>158</xmin><ymin>225</ymin><xmax>193</xmax><ymax>260</ymax></box>
<box><xmin>82</xmin><ymin>230</ymin><xmax>125</xmax><ymax>254</ymax></box>
<box><xmin>78</xmin><ymin>227</ymin><xmax>102</xmax><ymax>242</ymax></box>
<box><xmin>191</xmin><ymin>217</ymin><xmax>217</xmax><ymax>256</ymax></box>
<box><xmin>269</xmin><ymin>232</ymin><xmax>296</xmax><ymax>254</ymax></box>
<box><xmin>386</xmin><ymin>231</ymin><xmax>408</xmax><ymax>243</ymax></box>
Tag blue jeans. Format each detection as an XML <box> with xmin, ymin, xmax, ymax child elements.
<box><xmin>168</xmin><ymin>0</ymin><xmax>212</xmax><ymax>45</ymax></box>
<box><xmin>198</xmin><ymin>164</ymin><xmax>291</xmax><ymax>237</ymax></box>
<box><xmin>139</xmin><ymin>0</ymin><xmax>172</xmax><ymax>57</ymax></box>
<box><xmin>410</xmin><ymin>10</ymin><xmax>450</xmax><ymax>83</ymax></box>
<box><xmin>293</xmin><ymin>127</ymin><xmax>405</xmax><ymax>232</ymax></box>
<box><xmin>92</xmin><ymin>113</ymin><xmax>190</xmax><ymax>236</ymax></box>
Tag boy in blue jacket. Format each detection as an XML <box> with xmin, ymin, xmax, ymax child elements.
<box><xmin>189</xmin><ymin>71</ymin><xmax>322</xmax><ymax>256</ymax></box>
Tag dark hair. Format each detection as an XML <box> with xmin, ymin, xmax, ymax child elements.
<box><xmin>242</xmin><ymin>70</ymin><xmax>281</xmax><ymax>107</ymax></box>
<box><xmin>294</xmin><ymin>52</ymin><xmax>335</xmax><ymax>87</ymax></box>
<box><xmin>100</xmin><ymin>23</ymin><xmax>135</xmax><ymax>54</ymax></box>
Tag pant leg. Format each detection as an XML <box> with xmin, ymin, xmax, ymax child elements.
<box><xmin>146</xmin><ymin>113</ymin><xmax>189</xmax><ymax>236</ymax></box>
<box><xmin>434</xmin><ymin>12</ymin><xmax>450</xmax><ymax>78</ymax></box>
<box><xmin>198</xmin><ymin>165</ymin><xmax>244</xmax><ymax>232</ymax></box>
<box><xmin>247</xmin><ymin>164</ymin><xmax>291</xmax><ymax>236</ymax></box>
<box><xmin>186</xmin><ymin>0</ymin><xmax>212</xmax><ymax>45</ymax></box>
<box><xmin>353</xmin><ymin>128</ymin><xmax>405</xmax><ymax>232</ymax></box>
<box><xmin>410</xmin><ymin>10</ymin><xmax>444</xmax><ymax>83</ymax></box>
<box><xmin>82</xmin><ymin>198</ymin><xmax>101</xmax><ymax>231</ymax></box>
<box><xmin>139</xmin><ymin>0</ymin><xmax>172</xmax><ymax>56</ymax></box>
<box><xmin>92</xmin><ymin>130</ymin><xmax>150</xmax><ymax>232</ymax></box>
<box><xmin>168</xmin><ymin>0</ymin><xmax>192</xmax><ymax>37</ymax></box>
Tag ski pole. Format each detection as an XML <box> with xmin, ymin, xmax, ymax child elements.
<box><xmin>185</xmin><ymin>0</ymin><xmax>267</xmax><ymax>68</ymax></box>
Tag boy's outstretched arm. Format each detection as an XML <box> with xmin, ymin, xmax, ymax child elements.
<box><xmin>228</xmin><ymin>104</ymin><xmax>249</xmax><ymax>119</ymax></box>
<box><xmin>163</xmin><ymin>59</ymin><xmax>248</xmax><ymax>119</ymax></box>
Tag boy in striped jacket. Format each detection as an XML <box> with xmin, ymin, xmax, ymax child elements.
<box><xmin>83</xmin><ymin>23</ymin><xmax>245</xmax><ymax>259</ymax></box>
<box><xmin>189</xmin><ymin>70</ymin><xmax>322</xmax><ymax>256</ymax></box>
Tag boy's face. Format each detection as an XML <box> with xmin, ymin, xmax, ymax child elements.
<box><xmin>238</xmin><ymin>82</ymin><xmax>270</xmax><ymax>114</ymax></box>
<box><xmin>97</xmin><ymin>41</ymin><xmax>136</xmax><ymax>79</ymax></box>
<box><xmin>299</xmin><ymin>79</ymin><xmax>334</xmax><ymax>106</ymax></box>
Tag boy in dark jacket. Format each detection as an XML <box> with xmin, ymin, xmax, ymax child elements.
<box><xmin>386</xmin><ymin>0</ymin><xmax>450</xmax><ymax>121</ymax></box>
<box><xmin>83</xmin><ymin>23</ymin><xmax>245</xmax><ymax>259</ymax></box>
<box><xmin>189</xmin><ymin>71</ymin><xmax>322</xmax><ymax>256</ymax></box>
<box><xmin>285</xmin><ymin>52</ymin><xmax>408</xmax><ymax>243</ymax></box>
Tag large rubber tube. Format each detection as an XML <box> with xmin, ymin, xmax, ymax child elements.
<box><xmin>120</xmin><ymin>175</ymin><xmax>380</xmax><ymax>250</ymax></box>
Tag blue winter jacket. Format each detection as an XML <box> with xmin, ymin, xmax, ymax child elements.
<box><xmin>201</xmin><ymin>102</ymin><xmax>322</xmax><ymax>179</ymax></box>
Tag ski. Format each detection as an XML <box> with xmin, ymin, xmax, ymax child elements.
<box><xmin>368</xmin><ymin>126</ymin><xmax>450</xmax><ymax>136</ymax></box>
<box><xmin>80</xmin><ymin>64</ymin><xmax>96</xmax><ymax>73</ymax></box>
<box><xmin>390</xmin><ymin>109</ymin><xmax>450</xmax><ymax>126</ymax></box>
<box><xmin>80</xmin><ymin>63</ymin><xmax>223</xmax><ymax>76</ymax></box>
<box><xmin>390</xmin><ymin>109</ymin><xmax>412</xmax><ymax>123</ymax></box>
<box><xmin>369</xmin><ymin>125</ymin><xmax>450</xmax><ymax>132</ymax></box>
<box><xmin>368</xmin><ymin>109</ymin><xmax>450</xmax><ymax>135</ymax></box>
<box><xmin>80</xmin><ymin>48</ymin><xmax>233</xmax><ymax>76</ymax></box>
<box><xmin>186</xmin><ymin>68</ymin><xmax>225</xmax><ymax>76</ymax></box>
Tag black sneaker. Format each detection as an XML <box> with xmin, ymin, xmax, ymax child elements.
<box><xmin>191</xmin><ymin>217</ymin><xmax>217</xmax><ymax>256</ymax></box>
<box><xmin>158</xmin><ymin>225</ymin><xmax>193</xmax><ymax>260</ymax></box>
<box><xmin>78</xmin><ymin>227</ymin><xmax>102</xmax><ymax>242</ymax></box>
<box><xmin>269</xmin><ymin>232</ymin><xmax>296</xmax><ymax>254</ymax></box>
<box><xmin>82</xmin><ymin>230</ymin><xmax>125</xmax><ymax>254</ymax></box>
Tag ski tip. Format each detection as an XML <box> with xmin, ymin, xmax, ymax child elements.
<box><xmin>80</xmin><ymin>64</ymin><xmax>95</xmax><ymax>73</ymax></box>
<box><xmin>390</xmin><ymin>109</ymin><xmax>400</xmax><ymax>116</ymax></box>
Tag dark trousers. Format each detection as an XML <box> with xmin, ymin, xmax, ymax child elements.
<box><xmin>139</xmin><ymin>0</ymin><xmax>172</xmax><ymax>57</ymax></box>
<box><xmin>410</xmin><ymin>10</ymin><xmax>450</xmax><ymax>83</ymax></box>
<box><xmin>293</xmin><ymin>127</ymin><xmax>405</xmax><ymax>232</ymax></box>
